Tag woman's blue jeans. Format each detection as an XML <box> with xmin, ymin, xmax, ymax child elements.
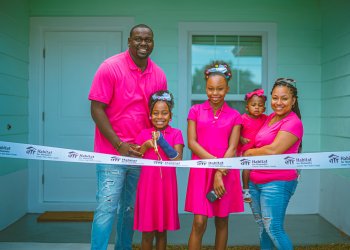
<box><xmin>91</xmin><ymin>164</ymin><xmax>141</xmax><ymax>250</ymax></box>
<box><xmin>249</xmin><ymin>180</ymin><xmax>298</xmax><ymax>250</ymax></box>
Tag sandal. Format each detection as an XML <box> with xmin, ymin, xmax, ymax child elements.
<box><xmin>243</xmin><ymin>189</ymin><xmax>252</xmax><ymax>203</ymax></box>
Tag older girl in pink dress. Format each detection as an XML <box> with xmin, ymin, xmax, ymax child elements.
<box><xmin>185</xmin><ymin>61</ymin><xmax>244</xmax><ymax>250</ymax></box>
<box><xmin>134</xmin><ymin>90</ymin><xmax>184</xmax><ymax>250</ymax></box>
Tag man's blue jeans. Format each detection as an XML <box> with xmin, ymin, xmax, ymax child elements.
<box><xmin>91</xmin><ymin>164</ymin><xmax>141</xmax><ymax>250</ymax></box>
<box><xmin>249</xmin><ymin>180</ymin><xmax>298</xmax><ymax>250</ymax></box>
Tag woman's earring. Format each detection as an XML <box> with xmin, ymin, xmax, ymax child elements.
<box><xmin>149</xmin><ymin>116</ymin><xmax>152</xmax><ymax>120</ymax></box>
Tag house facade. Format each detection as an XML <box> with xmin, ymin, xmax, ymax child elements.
<box><xmin>0</xmin><ymin>0</ymin><xmax>349</xmax><ymax>236</ymax></box>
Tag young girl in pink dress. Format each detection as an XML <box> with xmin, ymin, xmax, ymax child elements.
<box><xmin>237</xmin><ymin>89</ymin><xmax>267</xmax><ymax>202</ymax></box>
<box><xmin>134</xmin><ymin>90</ymin><xmax>184</xmax><ymax>250</ymax></box>
<box><xmin>185</xmin><ymin>61</ymin><xmax>244</xmax><ymax>250</ymax></box>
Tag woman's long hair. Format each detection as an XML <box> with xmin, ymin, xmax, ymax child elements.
<box><xmin>271</xmin><ymin>78</ymin><xmax>302</xmax><ymax>153</ymax></box>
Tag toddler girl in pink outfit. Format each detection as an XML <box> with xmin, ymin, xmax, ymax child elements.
<box><xmin>238</xmin><ymin>89</ymin><xmax>267</xmax><ymax>202</ymax></box>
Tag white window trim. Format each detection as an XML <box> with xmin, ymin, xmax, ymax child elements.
<box><xmin>178</xmin><ymin>22</ymin><xmax>277</xmax><ymax>159</ymax></box>
<box><xmin>28</xmin><ymin>17</ymin><xmax>134</xmax><ymax>212</ymax></box>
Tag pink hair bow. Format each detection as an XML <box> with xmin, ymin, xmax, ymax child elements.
<box><xmin>245</xmin><ymin>89</ymin><xmax>266</xmax><ymax>100</ymax></box>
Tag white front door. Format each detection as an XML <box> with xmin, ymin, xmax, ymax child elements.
<box><xmin>43</xmin><ymin>31</ymin><xmax>121</xmax><ymax>203</ymax></box>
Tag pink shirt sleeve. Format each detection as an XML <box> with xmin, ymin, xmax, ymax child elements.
<box><xmin>280</xmin><ymin>114</ymin><xmax>303</xmax><ymax>140</ymax></box>
<box><xmin>88</xmin><ymin>62</ymin><xmax>115</xmax><ymax>104</ymax></box>
<box><xmin>234</xmin><ymin>111</ymin><xmax>243</xmax><ymax>126</ymax></box>
<box><xmin>173</xmin><ymin>129</ymin><xmax>184</xmax><ymax>146</ymax></box>
<box><xmin>187</xmin><ymin>105</ymin><xmax>198</xmax><ymax>121</ymax></box>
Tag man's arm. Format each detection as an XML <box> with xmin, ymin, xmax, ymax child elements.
<box><xmin>91</xmin><ymin>100</ymin><xmax>141</xmax><ymax>157</ymax></box>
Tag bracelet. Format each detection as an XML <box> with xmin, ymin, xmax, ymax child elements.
<box><xmin>116</xmin><ymin>141</ymin><xmax>123</xmax><ymax>150</ymax></box>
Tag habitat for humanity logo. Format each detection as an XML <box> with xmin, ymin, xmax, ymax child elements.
<box><xmin>67</xmin><ymin>150</ymin><xmax>94</xmax><ymax>161</ymax></box>
<box><xmin>68</xmin><ymin>151</ymin><xmax>79</xmax><ymax>158</ymax></box>
<box><xmin>208</xmin><ymin>161</ymin><xmax>224</xmax><ymax>168</ymax></box>
<box><xmin>0</xmin><ymin>145</ymin><xmax>11</xmax><ymax>154</ymax></box>
<box><xmin>251</xmin><ymin>159</ymin><xmax>268</xmax><ymax>166</ymax></box>
<box><xmin>121</xmin><ymin>158</ymin><xmax>137</xmax><ymax>164</ymax></box>
<box><xmin>284</xmin><ymin>156</ymin><xmax>295</xmax><ymax>165</ymax></box>
<box><xmin>153</xmin><ymin>160</ymin><xmax>163</xmax><ymax>165</ymax></box>
<box><xmin>110</xmin><ymin>156</ymin><xmax>121</xmax><ymax>162</ymax></box>
<box><xmin>240</xmin><ymin>158</ymin><xmax>251</xmax><ymax>166</ymax></box>
<box><xmin>26</xmin><ymin>146</ymin><xmax>53</xmax><ymax>158</ymax></box>
<box><xmin>328</xmin><ymin>154</ymin><xmax>339</xmax><ymax>164</ymax></box>
<box><xmin>286</xmin><ymin>156</ymin><xmax>312</xmax><ymax>166</ymax></box>
<box><xmin>296</xmin><ymin>157</ymin><xmax>312</xmax><ymax>165</ymax></box>
<box><xmin>26</xmin><ymin>146</ymin><xmax>37</xmax><ymax>155</ymax></box>
<box><xmin>0</xmin><ymin>145</ymin><xmax>16</xmax><ymax>156</ymax></box>
<box><xmin>240</xmin><ymin>158</ymin><xmax>268</xmax><ymax>167</ymax></box>
<box><xmin>339</xmin><ymin>154</ymin><xmax>350</xmax><ymax>165</ymax></box>
<box><xmin>153</xmin><ymin>160</ymin><xmax>181</xmax><ymax>166</ymax></box>
<box><xmin>163</xmin><ymin>161</ymin><xmax>180</xmax><ymax>166</ymax></box>
<box><xmin>196</xmin><ymin>161</ymin><xmax>207</xmax><ymax>166</ymax></box>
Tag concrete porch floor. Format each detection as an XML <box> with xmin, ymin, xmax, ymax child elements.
<box><xmin>0</xmin><ymin>213</ymin><xmax>349</xmax><ymax>249</ymax></box>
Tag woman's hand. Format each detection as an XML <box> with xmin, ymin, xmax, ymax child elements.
<box><xmin>213</xmin><ymin>171</ymin><xmax>226</xmax><ymax>198</ymax></box>
<box><xmin>243</xmin><ymin>149</ymin><xmax>254</xmax><ymax>156</ymax></box>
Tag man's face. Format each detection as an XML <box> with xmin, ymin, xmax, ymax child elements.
<box><xmin>128</xmin><ymin>27</ymin><xmax>154</xmax><ymax>60</ymax></box>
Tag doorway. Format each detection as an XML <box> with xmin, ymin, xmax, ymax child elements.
<box><xmin>28</xmin><ymin>17</ymin><xmax>133</xmax><ymax>211</ymax></box>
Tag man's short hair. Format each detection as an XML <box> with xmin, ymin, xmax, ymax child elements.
<box><xmin>129</xmin><ymin>24</ymin><xmax>153</xmax><ymax>37</ymax></box>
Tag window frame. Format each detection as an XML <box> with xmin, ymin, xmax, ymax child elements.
<box><xmin>178</xmin><ymin>22</ymin><xmax>277</xmax><ymax>159</ymax></box>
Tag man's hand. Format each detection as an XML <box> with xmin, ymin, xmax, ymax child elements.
<box><xmin>118</xmin><ymin>142</ymin><xmax>142</xmax><ymax>157</ymax></box>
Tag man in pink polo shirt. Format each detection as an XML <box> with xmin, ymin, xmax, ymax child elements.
<box><xmin>88</xmin><ymin>24</ymin><xmax>167</xmax><ymax>250</ymax></box>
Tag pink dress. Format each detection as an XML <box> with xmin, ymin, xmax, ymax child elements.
<box><xmin>185</xmin><ymin>101</ymin><xmax>244</xmax><ymax>217</ymax></box>
<box><xmin>134</xmin><ymin>126</ymin><xmax>184</xmax><ymax>232</ymax></box>
<box><xmin>237</xmin><ymin>113</ymin><xmax>267</xmax><ymax>156</ymax></box>
<box><xmin>250</xmin><ymin>111</ymin><xmax>303</xmax><ymax>184</ymax></box>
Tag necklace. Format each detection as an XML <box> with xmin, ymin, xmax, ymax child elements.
<box><xmin>213</xmin><ymin>105</ymin><xmax>224</xmax><ymax>122</ymax></box>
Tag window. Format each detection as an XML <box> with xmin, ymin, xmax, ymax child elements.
<box><xmin>178</xmin><ymin>22</ymin><xmax>276</xmax><ymax>159</ymax></box>
<box><xmin>191</xmin><ymin>35</ymin><xmax>262</xmax><ymax>114</ymax></box>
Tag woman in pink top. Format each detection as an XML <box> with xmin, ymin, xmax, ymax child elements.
<box><xmin>134</xmin><ymin>90</ymin><xmax>184</xmax><ymax>250</ymax></box>
<box><xmin>244</xmin><ymin>78</ymin><xmax>303</xmax><ymax>250</ymax></box>
<box><xmin>185</xmin><ymin>61</ymin><xmax>244</xmax><ymax>250</ymax></box>
<box><xmin>237</xmin><ymin>89</ymin><xmax>267</xmax><ymax>203</ymax></box>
